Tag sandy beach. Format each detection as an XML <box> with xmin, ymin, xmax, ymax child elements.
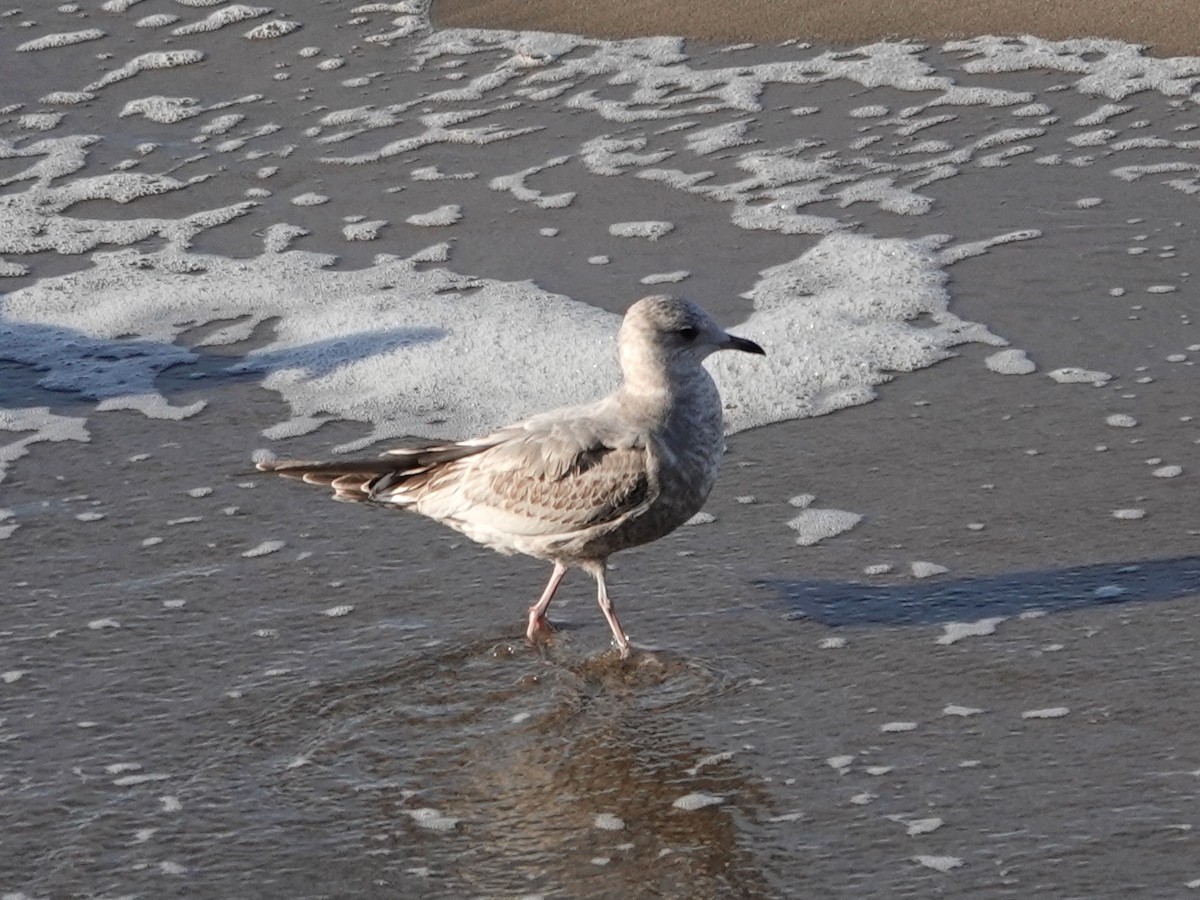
<box><xmin>1</xmin><ymin>1</ymin><xmax>1199</xmax><ymax>897</ymax></box>
<box><xmin>435</xmin><ymin>0</ymin><xmax>1200</xmax><ymax>57</ymax></box>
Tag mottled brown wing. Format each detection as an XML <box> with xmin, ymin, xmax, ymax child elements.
<box><xmin>408</xmin><ymin>439</ymin><xmax>655</xmax><ymax>538</ymax></box>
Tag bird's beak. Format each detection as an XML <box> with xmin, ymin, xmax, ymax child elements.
<box><xmin>725</xmin><ymin>333</ymin><xmax>766</xmax><ymax>355</ymax></box>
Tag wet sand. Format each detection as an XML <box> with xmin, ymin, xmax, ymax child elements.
<box><xmin>2</xmin><ymin>2</ymin><xmax>1199</xmax><ymax>898</ymax></box>
<box><xmin>435</xmin><ymin>0</ymin><xmax>1200</xmax><ymax>57</ymax></box>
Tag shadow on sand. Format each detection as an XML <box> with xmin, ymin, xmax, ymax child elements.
<box><xmin>766</xmin><ymin>555</ymin><xmax>1200</xmax><ymax>627</ymax></box>
<box><xmin>0</xmin><ymin>315</ymin><xmax>444</xmax><ymax>411</ymax></box>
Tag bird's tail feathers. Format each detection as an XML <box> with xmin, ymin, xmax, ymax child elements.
<box><xmin>255</xmin><ymin>441</ymin><xmax>493</xmax><ymax>503</ymax></box>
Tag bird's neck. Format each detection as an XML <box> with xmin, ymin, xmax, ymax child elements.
<box><xmin>617</xmin><ymin>358</ymin><xmax>722</xmax><ymax>431</ymax></box>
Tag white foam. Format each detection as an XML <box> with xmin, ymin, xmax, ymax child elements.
<box><xmin>672</xmin><ymin>792</ymin><xmax>724</xmax><ymax>810</ymax></box>
<box><xmin>343</xmin><ymin>219</ymin><xmax>388</xmax><ymax>241</ymax></box>
<box><xmin>985</xmin><ymin>347</ymin><xmax>1037</xmax><ymax>375</ymax></box>
<box><xmin>137</xmin><ymin>14</ymin><xmax>180</xmax><ymax>28</ymax></box>
<box><xmin>880</xmin><ymin>721</ymin><xmax>918</xmax><ymax>733</ymax></box>
<box><xmin>1022</xmin><ymin>706</ymin><xmax>1069</xmax><ymax>719</ymax></box>
<box><xmin>594</xmin><ymin>813</ymin><xmax>625</xmax><ymax>831</ymax></box>
<box><xmin>291</xmin><ymin>192</ymin><xmax>329</xmax><ymax>206</ymax></box>
<box><xmin>1112</xmin><ymin>508</ymin><xmax>1146</xmax><ymax>520</ymax></box>
<box><xmin>905</xmin><ymin>817</ymin><xmax>944</xmax><ymax>836</ymax></box>
<box><xmin>937</xmin><ymin>617</ymin><xmax>1005</xmax><ymax>644</ymax></box>
<box><xmin>827</xmin><ymin>754</ymin><xmax>855</xmax><ymax>773</ymax></box>
<box><xmin>1075</xmin><ymin>103</ymin><xmax>1132</xmax><ymax>126</ymax></box>
<box><xmin>406</xmin><ymin>205</ymin><xmax>462</xmax><ymax>227</ymax></box>
<box><xmin>410</xmin><ymin>165</ymin><xmax>476</xmax><ymax>181</ymax></box>
<box><xmin>16</xmin><ymin>29</ymin><xmax>106</xmax><ymax>53</ymax></box>
<box><xmin>914</xmin><ymin>854</ymin><xmax>963</xmax><ymax>872</ymax></box>
<box><xmin>943</xmin><ymin>705</ymin><xmax>984</xmax><ymax>716</ymax></box>
<box><xmin>0</xmin><ymin>408</ymin><xmax>90</xmax><ymax>484</ymax></box>
<box><xmin>172</xmin><ymin>5</ymin><xmax>270</xmax><ymax>37</ymax></box>
<box><xmin>245</xmin><ymin>19</ymin><xmax>302</xmax><ymax>40</ymax></box>
<box><xmin>609</xmin><ymin>221</ymin><xmax>674</xmax><ymax>241</ymax></box>
<box><xmin>242</xmin><ymin>539</ymin><xmax>286</xmax><ymax>557</ymax></box>
<box><xmin>489</xmin><ymin>156</ymin><xmax>575</xmax><ymax>208</ymax></box>
<box><xmin>685</xmin><ymin>120</ymin><xmax>754</xmax><ymax>155</ymax></box>
<box><xmin>640</xmin><ymin>270</ymin><xmax>689</xmax><ymax>284</ymax></box>
<box><xmin>1153</xmin><ymin>465</ymin><xmax>1183</xmax><ymax>478</ymax></box>
<box><xmin>406</xmin><ymin>808</ymin><xmax>459</xmax><ymax>831</ymax></box>
<box><xmin>1105</xmin><ymin>413</ymin><xmax>1139</xmax><ymax>428</ymax></box>
<box><xmin>911</xmin><ymin>561</ymin><xmax>949</xmax><ymax>578</ymax></box>
<box><xmin>85</xmin><ymin>50</ymin><xmax>207</xmax><ymax>92</ymax></box>
<box><xmin>1048</xmin><ymin>367</ymin><xmax>1112</xmax><ymax>386</ymax></box>
<box><xmin>96</xmin><ymin>394</ymin><xmax>207</xmax><ymax>420</ymax></box>
<box><xmin>787</xmin><ymin>508</ymin><xmax>862</xmax><ymax>546</ymax></box>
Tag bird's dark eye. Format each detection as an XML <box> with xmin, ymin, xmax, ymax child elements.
<box><xmin>678</xmin><ymin>326</ymin><xmax>699</xmax><ymax>341</ymax></box>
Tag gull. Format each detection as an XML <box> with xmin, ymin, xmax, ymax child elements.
<box><xmin>256</xmin><ymin>295</ymin><xmax>765</xmax><ymax>656</ymax></box>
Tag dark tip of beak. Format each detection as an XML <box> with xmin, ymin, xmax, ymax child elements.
<box><xmin>727</xmin><ymin>334</ymin><xmax>766</xmax><ymax>356</ymax></box>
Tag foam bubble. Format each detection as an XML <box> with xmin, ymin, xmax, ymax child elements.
<box><xmin>245</xmin><ymin>19</ymin><xmax>302</xmax><ymax>40</ymax></box>
<box><xmin>672</xmin><ymin>792</ymin><xmax>724</xmax><ymax>810</ymax></box>
<box><xmin>1105</xmin><ymin>414</ymin><xmax>1139</xmax><ymax>428</ymax></box>
<box><xmin>1022</xmin><ymin>706</ymin><xmax>1069</xmax><ymax>719</ymax></box>
<box><xmin>16</xmin><ymin>29</ymin><xmax>106</xmax><ymax>53</ymax></box>
<box><xmin>1049</xmin><ymin>367</ymin><xmax>1113</xmax><ymax>385</ymax></box>
<box><xmin>937</xmin><ymin>617</ymin><xmax>1006</xmax><ymax>644</ymax></box>
<box><xmin>407</xmin><ymin>808</ymin><xmax>459</xmax><ymax>831</ymax></box>
<box><xmin>911</xmin><ymin>561</ymin><xmax>949</xmax><ymax>578</ymax></box>
<box><xmin>343</xmin><ymin>219</ymin><xmax>388</xmax><ymax>241</ymax></box>
<box><xmin>826</xmin><ymin>754</ymin><xmax>855</xmax><ymax>772</ymax></box>
<box><xmin>242</xmin><ymin>539</ymin><xmax>286</xmax><ymax>557</ymax></box>
<box><xmin>172</xmin><ymin>5</ymin><xmax>270</xmax><ymax>37</ymax></box>
<box><xmin>943</xmin><ymin>705</ymin><xmax>984</xmax><ymax>716</ymax></box>
<box><xmin>905</xmin><ymin>817</ymin><xmax>944</xmax><ymax>836</ymax></box>
<box><xmin>594</xmin><ymin>813</ymin><xmax>625</xmax><ymax>831</ymax></box>
<box><xmin>985</xmin><ymin>348</ymin><xmax>1036</xmax><ymax>375</ymax></box>
<box><xmin>0</xmin><ymin>408</ymin><xmax>90</xmax><ymax>484</ymax></box>
<box><xmin>609</xmin><ymin>221</ymin><xmax>674</xmax><ymax>241</ymax></box>
<box><xmin>85</xmin><ymin>50</ymin><xmax>207</xmax><ymax>92</ymax></box>
<box><xmin>787</xmin><ymin>508</ymin><xmax>862</xmax><ymax>546</ymax></box>
<box><xmin>137</xmin><ymin>14</ymin><xmax>180</xmax><ymax>28</ymax></box>
<box><xmin>914</xmin><ymin>854</ymin><xmax>963</xmax><ymax>872</ymax></box>
<box><xmin>489</xmin><ymin>156</ymin><xmax>575</xmax><ymax>208</ymax></box>
<box><xmin>406</xmin><ymin>204</ymin><xmax>462</xmax><ymax>227</ymax></box>
<box><xmin>640</xmin><ymin>270</ymin><xmax>690</xmax><ymax>284</ymax></box>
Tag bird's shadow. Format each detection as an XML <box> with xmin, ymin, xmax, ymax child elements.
<box><xmin>765</xmin><ymin>555</ymin><xmax>1200</xmax><ymax>628</ymax></box>
<box><xmin>0</xmin><ymin>315</ymin><xmax>444</xmax><ymax>411</ymax></box>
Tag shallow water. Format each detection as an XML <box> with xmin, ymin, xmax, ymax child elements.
<box><xmin>3</xmin><ymin>3</ymin><xmax>1200</xmax><ymax>897</ymax></box>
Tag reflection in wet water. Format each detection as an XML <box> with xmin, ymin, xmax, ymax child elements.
<box><xmin>216</xmin><ymin>642</ymin><xmax>777</xmax><ymax>898</ymax></box>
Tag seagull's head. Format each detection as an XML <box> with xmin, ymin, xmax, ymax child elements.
<box><xmin>619</xmin><ymin>295</ymin><xmax>765</xmax><ymax>372</ymax></box>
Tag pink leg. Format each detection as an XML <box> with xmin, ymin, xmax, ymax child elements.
<box><xmin>526</xmin><ymin>562</ymin><xmax>567</xmax><ymax>643</ymax></box>
<box><xmin>585</xmin><ymin>562</ymin><xmax>630</xmax><ymax>657</ymax></box>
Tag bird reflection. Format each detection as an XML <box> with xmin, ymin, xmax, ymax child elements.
<box><xmin>263</xmin><ymin>642</ymin><xmax>779</xmax><ymax>898</ymax></box>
